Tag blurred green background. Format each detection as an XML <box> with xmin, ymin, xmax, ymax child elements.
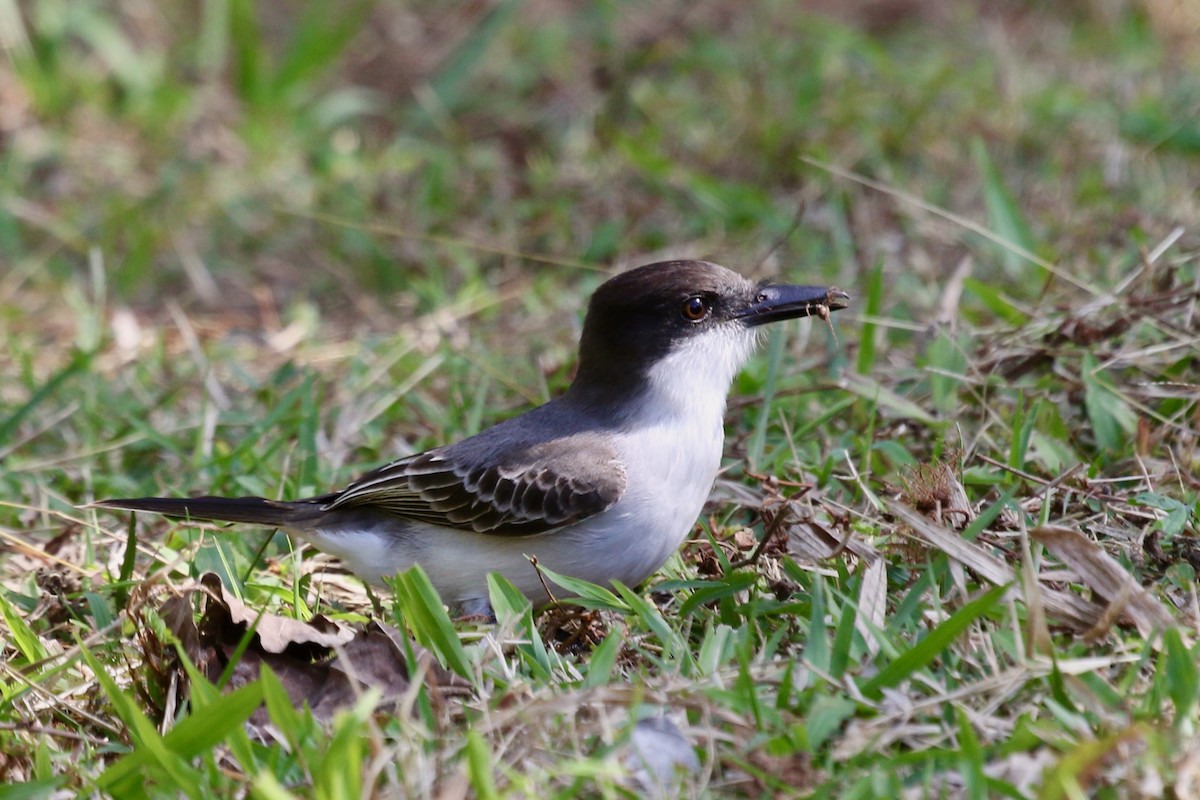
<box><xmin>3</xmin><ymin>3</ymin><xmax>1200</xmax><ymax>794</ymax></box>
<box><xmin>5</xmin><ymin>0</ymin><xmax>1199</xmax><ymax>513</ymax></box>
<box><xmin>5</xmin><ymin>0</ymin><xmax>1197</xmax><ymax>320</ymax></box>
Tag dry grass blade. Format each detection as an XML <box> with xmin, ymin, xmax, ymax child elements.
<box><xmin>1019</xmin><ymin>528</ymin><xmax>1052</xmax><ymax>657</ymax></box>
<box><xmin>886</xmin><ymin>500</ymin><xmax>1010</xmax><ymax>585</ymax></box>
<box><xmin>1031</xmin><ymin>526</ymin><xmax>1177</xmax><ymax>640</ymax></box>
<box><xmin>786</xmin><ymin>515</ymin><xmax>879</xmax><ymax>564</ymax></box>
<box><xmin>2</xmin><ymin>4</ymin><xmax>1197</xmax><ymax>793</ymax></box>
<box><xmin>856</xmin><ymin>559</ymin><xmax>887</xmax><ymax>657</ymax></box>
<box><xmin>886</xmin><ymin>500</ymin><xmax>1106</xmax><ymax>632</ymax></box>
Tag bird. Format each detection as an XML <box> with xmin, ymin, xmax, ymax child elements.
<box><xmin>92</xmin><ymin>261</ymin><xmax>848</xmax><ymax>614</ymax></box>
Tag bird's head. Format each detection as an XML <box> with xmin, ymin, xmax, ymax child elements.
<box><xmin>571</xmin><ymin>260</ymin><xmax>848</xmax><ymax>416</ymax></box>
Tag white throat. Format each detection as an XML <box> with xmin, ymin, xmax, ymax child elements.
<box><xmin>636</xmin><ymin>323</ymin><xmax>760</xmax><ymax>427</ymax></box>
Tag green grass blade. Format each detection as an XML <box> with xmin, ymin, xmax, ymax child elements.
<box><xmin>583</xmin><ymin>627</ymin><xmax>622</xmax><ymax>689</ymax></box>
<box><xmin>748</xmin><ymin>325</ymin><xmax>786</xmax><ymax>467</ymax></box>
<box><xmin>961</xmin><ymin>485</ymin><xmax>1018</xmax><ymax>543</ymax></box>
<box><xmin>829</xmin><ymin>585</ymin><xmax>858</xmax><ymax>680</ymax></box>
<box><xmin>224</xmin><ymin>381</ymin><xmax>306</xmax><ymax>463</ymax></box>
<box><xmin>806</xmin><ymin>693</ymin><xmax>857</xmax><ymax>752</ymax></box>
<box><xmin>227</xmin><ymin>0</ymin><xmax>265</xmax><ymax>106</ymax></box>
<box><xmin>677</xmin><ymin>572</ymin><xmax>758</xmax><ymax>618</ymax></box>
<box><xmin>86</xmin><ymin>647</ymin><xmax>199</xmax><ymax>796</ymax></box>
<box><xmin>962</xmin><ymin>277</ymin><xmax>1028</xmax><ymax>326</ymax></box>
<box><xmin>258</xmin><ymin>666</ymin><xmax>301</xmax><ymax>748</ymax></box>
<box><xmin>612</xmin><ymin>582</ymin><xmax>691</xmax><ymax>669</ymax></box>
<box><xmin>839</xmin><ymin>372</ymin><xmax>938</xmax><ymax>424</ymax></box>
<box><xmin>1162</xmin><ymin>627</ymin><xmax>1199</xmax><ymax>727</ymax></box>
<box><xmin>856</xmin><ymin>259</ymin><xmax>883</xmax><ymax>375</ymax></box>
<box><xmin>925</xmin><ymin>329</ymin><xmax>966</xmax><ymax>416</ymax></box>
<box><xmin>0</xmin><ymin>349</ymin><xmax>89</xmax><ymax>445</ymax></box>
<box><xmin>249</xmin><ymin>771</ymin><xmax>299</xmax><ymax>800</ymax></box>
<box><xmin>0</xmin><ymin>592</ymin><xmax>47</xmax><ymax>663</ymax></box>
<box><xmin>805</xmin><ymin>573</ymin><xmax>830</xmax><ymax>674</ymax></box>
<box><xmin>537</xmin><ymin>564</ymin><xmax>630</xmax><ymax>612</ymax></box>
<box><xmin>956</xmin><ymin>705</ymin><xmax>987</xmax><ymax>800</ymax></box>
<box><xmin>388</xmin><ymin>566</ymin><xmax>472</xmax><ymax>679</ymax></box>
<box><xmin>271</xmin><ymin>0</ymin><xmax>371</xmax><ymax>98</ymax></box>
<box><xmin>972</xmin><ymin>137</ymin><xmax>1038</xmax><ymax>277</ymax></box>
<box><xmin>1081</xmin><ymin>352</ymin><xmax>1137</xmax><ymax>454</ymax></box>
<box><xmin>487</xmin><ymin>573</ymin><xmax>552</xmax><ymax>679</ymax></box>
<box><xmin>0</xmin><ymin>780</ymin><xmax>67</xmax><ymax>800</ymax></box>
<box><xmin>1007</xmin><ymin>391</ymin><xmax>1032</xmax><ymax>472</ymax></box>
<box><xmin>464</xmin><ymin>729</ymin><xmax>500</xmax><ymax>800</ymax></box>
<box><xmin>861</xmin><ymin>583</ymin><xmax>1008</xmax><ymax>700</ymax></box>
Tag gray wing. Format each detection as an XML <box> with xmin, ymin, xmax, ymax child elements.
<box><xmin>321</xmin><ymin>435</ymin><xmax>627</xmax><ymax>536</ymax></box>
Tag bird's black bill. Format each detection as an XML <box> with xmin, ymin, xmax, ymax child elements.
<box><xmin>736</xmin><ymin>284</ymin><xmax>850</xmax><ymax>327</ymax></box>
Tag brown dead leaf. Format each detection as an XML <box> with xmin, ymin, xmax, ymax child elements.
<box><xmin>728</xmin><ymin>472</ymin><xmax>816</xmax><ymax>568</ymax></box>
<box><xmin>159</xmin><ymin>593</ymin><xmax>208</xmax><ymax>676</ymax></box>
<box><xmin>788</xmin><ymin>518</ymin><xmax>881</xmax><ymax>564</ymax></box>
<box><xmin>154</xmin><ymin>572</ymin><xmax>468</xmax><ymax>723</ymax></box>
<box><xmin>199</xmin><ymin>572</ymin><xmax>354</xmax><ymax>655</ymax></box>
<box><xmin>686</xmin><ymin>539</ymin><xmax>724</xmax><ymax>579</ymax></box>
<box><xmin>1031</xmin><ymin>527</ymin><xmax>1176</xmax><ymax>639</ymax></box>
<box><xmin>732</xmin><ymin>528</ymin><xmax>757</xmax><ymax>551</ymax></box>
<box><xmin>777</xmin><ymin>490</ymin><xmax>878</xmax><ymax>565</ymax></box>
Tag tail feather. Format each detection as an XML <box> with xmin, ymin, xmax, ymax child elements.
<box><xmin>90</xmin><ymin>496</ymin><xmax>312</xmax><ymax>527</ymax></box>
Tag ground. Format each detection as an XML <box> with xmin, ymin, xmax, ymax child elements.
<box><xmin>1</xmin><ymin>1</ymin><xmax>1199</xmax><ymax>797</ymax></box>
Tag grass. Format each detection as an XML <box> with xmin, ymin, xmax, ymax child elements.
<box><xmin>2</xmin><ymin>0</ymin><xmax>1200</xmax><ymax>796</ymax></box>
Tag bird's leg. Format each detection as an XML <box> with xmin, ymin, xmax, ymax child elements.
<box><xmin>365</xmin><ymin>583</ymin><xmax>385</xmax><ymax>618</ymax></box>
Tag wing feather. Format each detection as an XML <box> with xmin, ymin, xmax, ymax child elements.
<box><xmin>323</xmin><ymin>434</ymin><xmax>626</xmax><ymax>536</ymax></box>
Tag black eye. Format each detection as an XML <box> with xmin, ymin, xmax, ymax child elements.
<box><xmin>681</xmin><ymin>296</ymin><xmax>710</xmax><ymax>321</ymax></box>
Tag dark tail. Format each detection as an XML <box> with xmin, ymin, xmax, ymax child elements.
<box><xmin>89</xmin><ymin>495</ymin><xmax>314</xmax><ymax>527</ymax></box>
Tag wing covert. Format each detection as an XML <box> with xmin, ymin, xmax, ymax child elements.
<box><xmin>323</xmin><ymin>436</ymin><xmax>626</xmax><ymax>536</ymax></box>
